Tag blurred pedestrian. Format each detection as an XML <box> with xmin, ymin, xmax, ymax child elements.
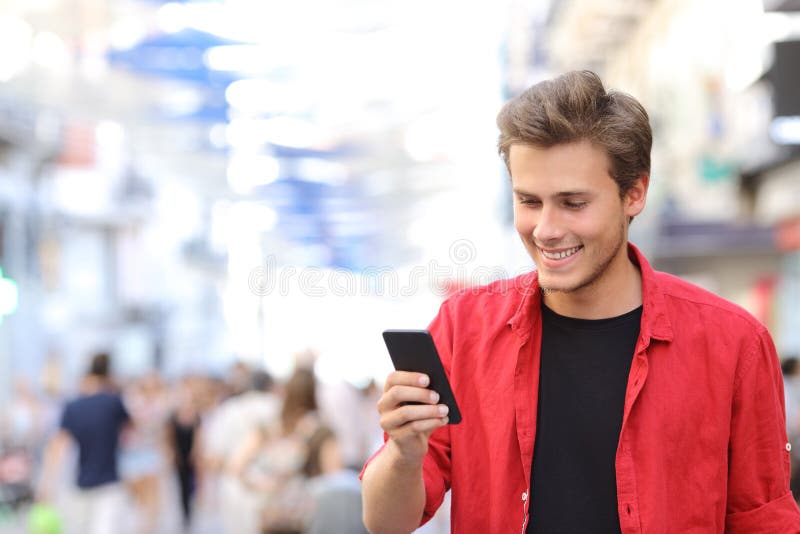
<box><xmin>38</xmin><ymin>352</ymin><xmax>131</xmax><ymax>534</ymax></box>
<box><xmin>203</xmin><ymin>369</ymin><xmax>280</xmax><ymax>534</ymax></box>
<box><xmin>119</xmin><ymin>371</ymin><xmax>170</xmax><ymax>533</ymax></box>
<box><xmin>1</xmin><ymin>377</ymin><xmax>51</xmax><ymax>450</ymax></box>
<box><xmin>167</xmin><ymin>376</ymin><xmax>203</xmax><ymax>529</ymax></box>
<box><xmin>303</xmin><ymin>426</ymin><xmax>368</xmax><ymax>534</ymax></box>
<box><xmin>0</xmin><ymin>377</ymin><xmax>53</xmax><ymax>511</ymax></box>
<box><xmin>783</xmin><ymin>357</ymin><xmax>800</xmax><ymax>500</ymax></box>
<box><xmin>229</xmin><ymin>367</ymin><xmax>319</xmax><ymax>534</ymax></box>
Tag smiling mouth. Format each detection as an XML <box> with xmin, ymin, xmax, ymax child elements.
<box><xmin>540</xmin><ymin>245</ymin><xmax>583</xmax><ymax>260</ymax></box>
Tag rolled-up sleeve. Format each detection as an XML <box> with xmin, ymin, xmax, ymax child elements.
<box><xmin>727</xmin><ymin>493</ymin><xmax>800</xmax><ymax>533</ymax></box>
<box><xmin>420</xmin><ymin>424</ymin><xmax>451</xmax><ymax>524</ymax></box>
<box><xmin>358</xmin><ymin>424</ymin><xmax>451</xmax><ymax>528</ymax></box>
<box><xmin>420</xmin><ymin>298</ymin><xmax>456</xmax><ymax>524</ymax></box>
<box><xmin>725</xmin><ymin>327</ymin><xmax>800</xmax><ymax>533</ymax></box>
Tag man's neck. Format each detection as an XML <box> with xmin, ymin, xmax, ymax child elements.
<box><xmin>542</xmin><ymin>250</ymin><xmax>643</xmax><ymax>320</ymax></box>
<box><xmin>81</xmin><ymin>375</ymin><xmax>109</xmax><ymax>395</ymax></box>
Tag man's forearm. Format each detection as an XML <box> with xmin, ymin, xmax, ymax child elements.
<box><xmin>362</xmin><ymin>443</ymin><xmax>427</xmax><ymax>534</ymax></box>
<box><xmin>38</xmin><ymin>431</ymin><xmax>68</xmax><ymax>500</ymax></box>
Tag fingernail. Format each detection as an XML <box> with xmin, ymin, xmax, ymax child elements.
<box><xmin>439</xmin><ymin>405</ymin><xmax>449</xmax><ymax>416</ymax></box>
<box><xmin>419</xmin><ymin>375</ymin><xmax>429</xmax><ymax>386</ymax></box>
<box><xmin>430</xmin><ymin>391</ymin><xmax>440</xmax><ymax>403</ymax></box>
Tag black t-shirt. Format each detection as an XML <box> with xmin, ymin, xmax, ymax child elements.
<box><xmin>61</xmin><ymin>391</ymin><xmax>130</xmax><ymax>489</ymax></box>
<box><xmin>527</xmin><ymin>303</ymin><xmax>642</xmax><ymax>534</ymax></box>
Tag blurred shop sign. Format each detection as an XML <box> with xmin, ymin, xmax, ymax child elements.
<box><xmin>0</xmin><ymin>97</ymin><xmax>59</xmax><ymax>151</ymax></box>
<box><xmin>0</xmin><ymin>267</ymin><xmax>18</xmax><ymax>324</ymax></box>
<box><xmin>699</xmin><ymin>155</ymin><xmax>737</xmax><ymax>184</ymax></box>
<box><xmin>107</xmin><ymin>28</ymin><xmax>243</xmax><ymax>123</ymax></box>
<box><xmin>57</xmin><ymin>121</ymin><xmax>95</xmax><ymax>167</ymax></box>
<box><xmin>764</xmin><ymin>0</ymin><xmax>800</xmax><ymax>12</ymax></box>
<box><xmin>767</xmin><ymin>40</ymin><xmax>800</xmax><ymax>144</ymax></box>
<box><xmin>776</xmin><ymin>216</ymin><xmax>800</xmax><ymax>251</ymax></box>
<box><xmin>108</xmin><ymin>28</ymin><xmax>240</xmax><ymax>84</ymax></box>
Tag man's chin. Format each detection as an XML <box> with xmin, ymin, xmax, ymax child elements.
<box><xmin>540</xmin><ymin>285</ymin><xmax>570</xmax><ymax>295</ymax></box>
<box><xmin>539</xmin><ymin>275</ymin><xmax>582</xmax><ymax>294</ymax></box>
<box><xmin>539</xmin><ymin>280</ymin><xmax>569</xmax><ymax>294</ymax></box>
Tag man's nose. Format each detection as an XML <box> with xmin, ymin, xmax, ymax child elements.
<box><xmin>532</xmin><ymin>205</ymin><xmax>564</xmax><ymax>244</ymax></box>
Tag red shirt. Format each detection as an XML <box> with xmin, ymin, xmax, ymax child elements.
<box><xmin>363</xmin><ymin>244</ymin><xmax>800</xmax><ymax>533</ymax></box>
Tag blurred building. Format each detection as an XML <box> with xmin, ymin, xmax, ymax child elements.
<box><xmin>0</xmin><ymin>0</ymin><xmax>797</xmax><ymax>395</ymax></box>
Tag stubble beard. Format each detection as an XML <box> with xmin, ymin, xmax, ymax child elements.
<box><xmin>537</xmin><ymin>219</ymin><xmax>627</xmax><ymax>295</ymax></box>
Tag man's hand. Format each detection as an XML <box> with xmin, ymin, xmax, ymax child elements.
<box><xmin>377</xmin><ymin>371</ymin><xmax>450</xmax><ymax>468</ymax></box>
<box><xmin>362</xmin><ymin>371</ymin><xmax>449</xmax><ymax>534</ymax></box>
<box><xmin>37</xmin><ymin>430</ymin><xmax>70</xmax><ymax>505</ymax></box>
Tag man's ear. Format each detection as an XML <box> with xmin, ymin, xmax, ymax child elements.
<box><xmin>624</xmin><ymin>173</ymin><xmax>649</xmax><ymax>219</ymax></box>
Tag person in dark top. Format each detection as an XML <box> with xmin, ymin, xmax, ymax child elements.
<box><xmin>39</xmin><ymin>352</ymin><xmax>131</xmax><ymax>534</ymax></box>
<box><xmin>167</xmin><ymin>377</ymin><xmax>202</xmax><ymax>528</ymax></box>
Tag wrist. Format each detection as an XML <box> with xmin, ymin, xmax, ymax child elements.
<box><xmin>385</xmin><ymin>439</ymin><xmax>426</xmax><ymax>472</ymax></box>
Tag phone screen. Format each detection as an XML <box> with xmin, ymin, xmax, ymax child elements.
<box><xmin>382</xmin><ymin>329</ymin><xmax>462</xmax><ymax>424</ymax></box>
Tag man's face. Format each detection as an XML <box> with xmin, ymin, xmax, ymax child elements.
<box><xmin>510</xmin><ymin>141</ymin><xmax>646</xmax><ymax>295</ymax></box>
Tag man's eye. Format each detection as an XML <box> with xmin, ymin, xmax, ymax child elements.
<box><xmin>519</xmin><ymin>199</ymin><xmax>540</xmax><ymax>206</ymax></box>
<box><xmin>564</xmin><ymin>201</ymin><xmax>587</xmax><ymax>209</ymax></box>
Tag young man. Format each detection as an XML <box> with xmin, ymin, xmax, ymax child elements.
<box><xmin>361</xmin><ymin>71</ymin><xmax>800</xmax><ymax>533</ymax></box>
<box><xmin>39</xmin><ymin>352</ymin><xmax>131</xmax><ymax>534</ymax></box>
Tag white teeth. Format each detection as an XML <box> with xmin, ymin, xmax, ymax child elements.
<box><xmin>541</xmin><ymin>246</ymin><xmax>581</xmax><ymax>260</ymax></box>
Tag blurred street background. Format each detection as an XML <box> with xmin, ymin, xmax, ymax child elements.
<box><xmin>0</xmin><ymin>0</ymin><xmax>799</xmax><ymax>532</ymax></box>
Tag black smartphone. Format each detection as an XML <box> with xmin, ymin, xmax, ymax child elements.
<box><xmin>382</xmin><ymin>329</ymin><xmax>462</xmax><ymax>424</ymax></box>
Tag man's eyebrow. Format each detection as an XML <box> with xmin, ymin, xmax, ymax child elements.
<box><xmin>554</xmin><ymin>190</ymin><xmax>592</xmax><ymax>198</ymax></box>
<box><xmin>512</xmin><ymin>189</ymin><xmax>591</xmax><ymax>197</ymax></box>
<box><xmin>512</xmin><ymin>188</ymin><xmax>537</xmax><ymax>196</ymax></box>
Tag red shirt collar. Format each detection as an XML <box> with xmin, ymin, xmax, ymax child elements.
<box><xmin>508</xmin><ymin>242</ymin><xmax>674</xmax><ymax>344</ymax></box>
